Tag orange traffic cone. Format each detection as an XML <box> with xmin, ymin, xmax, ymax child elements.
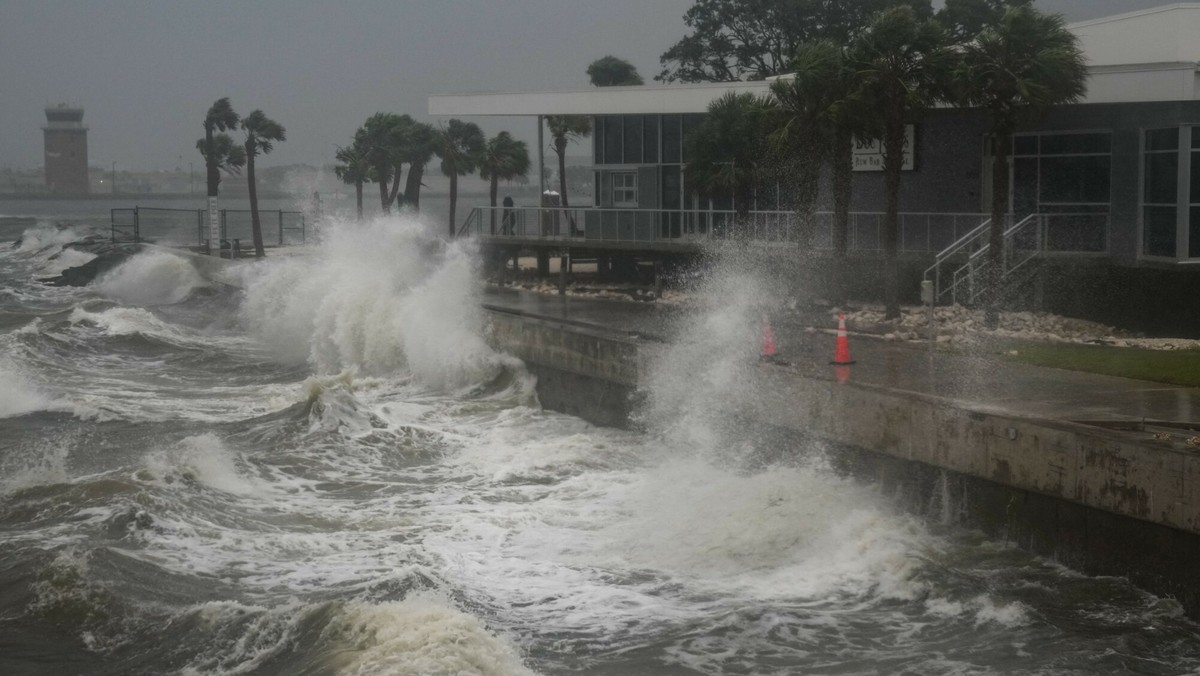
<box><xmin>760</xmin><ymin>315</ymin><xmax>778</xmax><ymax>362</ymax></box>
<box><xmin>831</xmin><ymin>312</ymin><xmax>855</xmax><ymax>365</ymax></box>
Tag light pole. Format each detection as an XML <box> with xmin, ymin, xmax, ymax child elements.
<box><xmin>111</xmin><ymin>161</ymin><xmax>116</xmax><ymax>195</ymax></box>
<box><xmin>189</xmin><ymin>162</ymin><xmax>194</xmax><ymax>195</ymax></box>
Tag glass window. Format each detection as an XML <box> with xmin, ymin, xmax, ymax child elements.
<box><xmin>604</xmin><ymin>116</ymin><xmax>622</xmax><ymax>165</ymax></box>
<box><xmin>1039</xmin><ymin>156</ymin><xmax>1110</xmax><ymax>204</ymax></box>
<box><xmin>661</xmin><ymin>165</ymin><xmax>681</xmax><ymax>210</ymax></box>
<box><xmin>1144</xmin><ymin>206</ymin><xmax>1177</xmax><ymax>257</ymax></box>
<box><xmin>612</xmin><ymin>172</ymin><xmax>637</xmax><ymax>206</ymax></box>
<box><xmin>623</xmin><ymin>116</ymin><xmax>642</xmax><ymax>164</ymax></box>
<box><xmin>1040</xmin><ymin>133</ymin><xmax>1111</xmax><ymax>155</ymax></box>
<box><xmin>593</xmin><ymin>119</ymin><xmax>603</xmax><ymax>164</ymax></box>
<box><xmin>1191</xmin><ymin>207</ymin><xmax>1200</xmax><ymax>258</ymax></box>
<box><xmin>1146</xmin><ymin>128</ymin><xmax>1179</xmax><ymax>152</ymax></box>
<box><xmin>1144</xmin><ymin>151</ymin><xmax>1178</xmax><ymax>204</ymax></box>
<box><xmin>643</xmin><ymin>115</ymin><xmax>658</xmax><ymax>163</ymax></box>
<box><xmin>682</xmin><ymin>114</ymin><xmax>703</xmax><ymax>163</ymax></box>
<box><xmin>662</xmin><ymin>114</ymin><xmax>682</xmax><ymax>163</ymax></box>
<box><xmin>1014</xmin><ymin>135</ymin><xmax>1038</xmax><ymax>156</ymax></box>
<box><xmin>1191</xmin><ymin>149</ymin><xmax>1200</xmax><ymax>203</ymax></box>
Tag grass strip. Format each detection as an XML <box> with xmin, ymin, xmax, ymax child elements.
<box><xmin>999</xmin><ymin>341</ymin><xmax>1200</xmax><ymax>387</ymax></box>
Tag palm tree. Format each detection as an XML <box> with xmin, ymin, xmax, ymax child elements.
<box><xmin>241</xmin><ymin>110</ymin><xmax>286</xmax><ymax>258</ymax></box>
<box><xmin>954</xmin><ymin>4</ymin><xmax>1087</xmax><ymax>325</ymax></box>
<box><xmin>399</xmin><ymin>120</ymin><xmax>436</xmax><ymax>212</ymax></box>
<box><xmin>478</xmin><ymin>132</ymin><xmax>531</xmax><ymax>233</ymax></box>
<box><xmin>684</xmin><ymin>91</ymin><xmax>777</xmax><ymax>226</ymax></box>
<box><xmin>357</xmin><ymin>113</ymin><xmax>407</xmax><ymax>214</ymax></box>
<box><xmin>334</xmin><ymin>142</ymin><xmax>370</xmax><ymax>222</ymax></box>
<box><xmin>545</xmin><ymin>116</ymin><xmax>592</xmax><ymax>208</ymax></box>
<box><xmin>770</xmin><ymin>41</ymin><xmax>845</xmax><ymax>249</ymax></box>
<box><xmin>849</xmin><ymin>6</ymin><xmax>953</xmax><ymax>319</ymax></box>
<box><xmin>434</xmin><ymin>119</ymin><xmax>485</xmax><ymax>239</ymax></box>
<box><xmin>201</xmin><ymin>98</ymin><xmax>240</xmax><ymax>254</ymax></box>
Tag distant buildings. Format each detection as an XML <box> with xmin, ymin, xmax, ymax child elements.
<box><xmin>43</xmin><ymin>104</ymin><xmax>88</xmax><ymax>194</ymax></box>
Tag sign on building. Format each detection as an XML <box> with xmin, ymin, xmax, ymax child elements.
<box><xmin>853</xmin><ymin>125</ymin><xmax>915</xmax><ymax>172</ymax></box>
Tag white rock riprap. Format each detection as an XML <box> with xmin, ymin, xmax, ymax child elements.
<box><xmin>838</xmin><ymin>304</ymin><xmax>1200</xmax><ymax>351</ymax></box>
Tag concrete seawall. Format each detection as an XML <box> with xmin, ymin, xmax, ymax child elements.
<box><xmin>483</xmin><ymin>306</ymin><xmax>1200</xmax><ymax>613</ymax></box>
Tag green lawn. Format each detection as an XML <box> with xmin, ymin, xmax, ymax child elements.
<box><xmin>998</xmin><ymin>341</ymin><xmax>1200</xmax><ymax>387</ymax></box>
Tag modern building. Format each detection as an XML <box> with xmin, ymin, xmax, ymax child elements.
<box><xmin>43</xmin><ymin>104</ymin><xmax>89</xmax><ymax>194</ymax></box>
<box><xmin>430</xmin><ymin>3</ymin><xmax>1200</xmax><ymax>332</ymax></box>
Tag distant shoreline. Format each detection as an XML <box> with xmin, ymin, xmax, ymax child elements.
<box><xmin>0</xmin><ymin>191</ymin><xmax>295</xmax><ymax>202</ymax></box>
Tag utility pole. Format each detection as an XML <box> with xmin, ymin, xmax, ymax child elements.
<box><xmin>189</xmin><ymin>162</ymin><xmax>194</xmax><ymax>194</ymax></box>
<box><xmin>111</xmin><ymin>161</ymin><xmax>116</xmax><ymax>194</ymax></box>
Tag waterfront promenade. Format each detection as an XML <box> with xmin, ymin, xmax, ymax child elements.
<box><xmin>481</xmin><ymin>286</ymin><xmax>1200</xmax><ymax>429</ymax></box>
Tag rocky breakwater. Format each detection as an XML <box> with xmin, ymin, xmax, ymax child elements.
<box><xmin>14</xmin><ymin>232</ymin><xmax>143</xmax><ymax>287</ymax></box>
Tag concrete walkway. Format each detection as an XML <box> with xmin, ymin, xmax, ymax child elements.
<box><xmin>481</xmin><ymin>287</ymin><xmax>1200</xmax><ymax>430</ymax></box>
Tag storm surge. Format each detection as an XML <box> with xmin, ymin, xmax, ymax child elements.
<box><xmin>2</xmin><ymin>216</ymin><xmax>1200</xmax><ymax>675</ymax></box>
<box><xmin>239</xmin><ymin>217</ymin><xmax>520</xmax><ymax>391</ymax></box>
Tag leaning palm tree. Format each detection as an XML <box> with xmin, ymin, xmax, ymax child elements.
<box><xmin>334</xmin><ymin>142</ymin><xmax>370</xmax><ymax>222</ymax></box>
<box><xmin>849</xmin><ymin>6</ymin><xmax>954</xmax><ymax>318</ymax></box>
<box><xmin>400</xmin><ymin>120</ymin><xmax>437</xmax><ymax>212</ymax></box>
<box><xmin>241</xmin><ymin>110</ymin><xmax>286</xmax><ymax>257</ymax></box>
<box><xmin>954</xmin><ymin>5</ymin><xmax>1087</xmax><ymax>325</ymax></box>
<box><xmin>684</xmin><ymin>91</ymin><xmax>777</xmax><ymax>229</ymax></box>
<box><xmin>545</xmin><ymin>116</ymin><xmax>592</xmax><ymax>208</ymax></box>
<box><xmin>770</xmin><ymin>41</ymin><xmax>845</xmax><ymax>249</ymax></box>
<box><xmin>201</xmin><ymin>98</ymin><xmax>240</xmax><ymax>254</ymax></box>
<box><xmin>357</xmin><ymin>113</ymin><xmax>407</xmax><ymax>214</ymax></box>
<box><xmin>434</xmin><ymin>119</ymin><xmax>485</xmax><ymax>239</ymax></box>
<box><xmin>195</xmin><ymin>132</ymin><xmax>245</xmax><ymax>253</ymax></box>
<box><xmin>478</xmin><ymin>132</ymin><xmax>531</xmax><ymax>234</ymax></box>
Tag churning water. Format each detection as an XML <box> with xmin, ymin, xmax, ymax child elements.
<box><xmin>3</xmin><ymin>215</ymin><xmax>1200</xmax><ymax>675</ymax></box>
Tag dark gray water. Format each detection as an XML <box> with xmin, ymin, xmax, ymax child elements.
<box><xmin>2</xmin><ymin>214</ymin><xmax>1200</xmax><ymax>675</ymax></box>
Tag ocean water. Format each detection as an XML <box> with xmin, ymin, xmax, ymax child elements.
<box><xmin>2</xmin><ymin>212</ymin><xmax>1200</xmax><ymax>675</ymax></box>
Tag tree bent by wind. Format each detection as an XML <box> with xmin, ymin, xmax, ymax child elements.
<box><xmin>241</xmin><ymin>110</ymin><xmax>286</xmax><ymax>257</ymax></box>
<box><xmin>198</xmin><ymin>98</ymin><xmax>244</xmax><ymax>254</ymax></box>
<box><xmin>848</xmin><ymin>6</ymin><xmax>953</xmax><ymax>319</ymax></box>
<box><xmin>434</xmin><ymin>119</ymin><xmax>485</xmax><ymax>239</ymax></box>
<box><xmin>478</xmin><ymin>132</ymin><xmax>530</xmax><ymax>234</ymax></box>
<box><xmin>952</xmin><ymin>4</ymin><xmax>1087</xmax><ymax>325</ymax></box>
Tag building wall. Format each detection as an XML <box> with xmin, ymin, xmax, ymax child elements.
<box><xmin>44</xmin><ymin>129</ymin><xmax>89</xmax><ymax>194</ymax></box>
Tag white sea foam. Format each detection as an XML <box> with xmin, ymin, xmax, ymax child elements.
<box><xmin>322</xmin><ymin>594</ymin><xmax>536</xmax><ymax>676</ymax></box>
<box><xmin>144</xmin><ymin>434</ymin><xmax>256</xmax><ymax>495</ymax></box>
<box><xmin>0</xmin><ymin>358</ymin><xmax>57</xmax><ymax>419</ymax></box>
<box><xmin>13</xmin><ymin>223</ymin><xmax>84</xmax><ymax>255</ymax></box>
<box><xmin>38</xmin><ymin>247</ymin><xmax>97</xmax><ymax>276</ymax></box>
<box><xmin>240</xmin><ymin>215</ymin><xmax>518</xmax><ymax>390</ymax></box>
<box><xmin>95</xmin><ymin>250</ymin><xmax>207</xmax><ymax>305</ymax></box>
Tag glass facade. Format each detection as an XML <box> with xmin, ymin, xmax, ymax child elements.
<box><xmin>1141</xmin><ymin>128</ymin><xmax>1181</xmax><ymax>258</ymax></box>
<box><xmin>1012</xmin><ymin>132</ymin><xmax>1111</xmax><ymax>253</ymax></box>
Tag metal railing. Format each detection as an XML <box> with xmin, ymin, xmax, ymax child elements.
<box><xmin>925</xmin><ymin>212</ymin><xmax>1110</xmax><ymax>305</ymax></box>
<box><xmin>110</xmin><ymin>207</ymin><xmax>307</xmax><ymax>248</ymax></box>
<box><xmin>458</xmin><ymin>205</ymin><xmax>987</xmax><ymax>253</ymax></box>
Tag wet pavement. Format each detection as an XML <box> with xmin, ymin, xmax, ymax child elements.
<box><xmin>481</xmin><ymin>287</ymin><xmax>1200</xmax><ymax>427</ymax></box>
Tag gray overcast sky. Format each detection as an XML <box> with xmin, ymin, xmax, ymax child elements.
<box><xmin>0</xmin><ymin>0</ymin><xmax>1179</xmax><ymax>172</ymax></box>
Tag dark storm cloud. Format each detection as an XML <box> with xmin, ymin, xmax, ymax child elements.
<box><xmin>0</xmin><ymin>0</ymin><xmax>1176</xmax><ymax>171</ymax></box>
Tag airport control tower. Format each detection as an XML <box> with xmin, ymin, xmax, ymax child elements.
<box><xmin>43</xmin><ymin>104</ymin><xmax>89</xmax><ymax>194</ymax></box>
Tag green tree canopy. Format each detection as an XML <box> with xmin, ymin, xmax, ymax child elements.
<box><xmin>848</xmin><ymin>5</ymin><xmax>953</xmax><ymax>317</ymax></box>
<box><xmin>587</xmin><ymin>56</ymin><xmax>644</xmax><ymax>86</ymax></box>
<box><xmin>937</xmin><ymin>0</ymin><xmax>1032</xmax><ymax>41</ymax></box>
<box><xmin>684</xmin><ymin>91</ymin><xmax>777</xmax><ymax>220</ymax></box>
<box><xmin>953</xmin><ymin>4</ymin><xmax>1087</xmax><ymax>323</ymax></box>
<box><xmin>657</xmin><ymin>0</ymin><xmax>933</xmax><ymax>83</ymax></box>
<box><xmin>435</xmin><ymin>119</ymin><xmax>486</xmax><ymax>238</ymax></box>
<box><xmin>201</xmin><ymin>97</ymin><xmax>241</xmax><ymax>198</ymax></box>
<box><xmin>241</xmin><ymin>110</ymin><xmax>286</xmax><ymax>257</ymax></box>
<box><xmin>334</xmin><ymin>141</ymin><xmax>370</xmax><ymax>221</ymax></box>
<box><xmin>545</xmin><ymin>115</ymin><xmax>592</xmax><ymax>208</ymax></box>
<box><xmin>195</xmin><ymin>133</ymin><xmax>245</xmax><ymax>185</ymax></box>
<box><xmin>478</xmin><ymin>131</ymin><xmax>531</xmax><ymax>232</ymax></box>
